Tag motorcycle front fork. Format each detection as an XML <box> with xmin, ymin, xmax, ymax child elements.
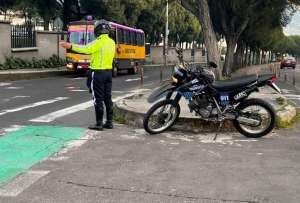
<box><xmin>159</xmin><ymin>92</ymin><xmax>182</xmax><ymax>114</ymax></box>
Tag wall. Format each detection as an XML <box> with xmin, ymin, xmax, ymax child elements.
<box><xmin>0</xmin><ymin>21</ymin><xmax>67</xmax><ymax>63</ymax></box>
<box><xmin>232</xmin><ymin>63</ymin><xmax>279</xmax><ymax>78</ymax></box>
<box><xmin>149</xmin><ymin>46</ymin><xmax>207</xmax><ymax>64</ymax></box>
<box><xmin>37</xmin><ymin>31</ymin><xmax>67</xmax><ymax>59</ymax></box>
<box><xmin>0</xmin><ymin>20</ymin><xmax>206</xmax><ymax>65</ymax></box>
<box><xmin>0</xmin><ymin>21</ymin><xmax>11</xmax><ymax>63</ymax></box>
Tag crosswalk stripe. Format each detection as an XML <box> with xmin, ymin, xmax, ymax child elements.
<box><xmin>29</xmin><ymin>91</ymin><xmax>143</xmax><ymax>123</ymax></box>
<box><xmin>0</xmin><ymin>170</ymin><xmax>50</xmax><ymax>197</ymax></box>
<box><xmin>0</xmin><ymin>97</ymin><xmax>68</xmax><ymax>116</ymax></box>
<box><xmin>29</xmin><ymin>101</ymin><xmax>93</xmax><ymax>123</ymax></box>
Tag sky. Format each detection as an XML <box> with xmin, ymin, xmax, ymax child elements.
<box><xmin>284</xmin><ymin>11</ymin><xmax>300</xmax><ymax>36</ymax></box>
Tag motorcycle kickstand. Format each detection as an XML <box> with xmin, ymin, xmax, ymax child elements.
<box><xmin>213</xmin><ymin>121</ymin><xmax>224</xmax><ymax>141</ymax></box>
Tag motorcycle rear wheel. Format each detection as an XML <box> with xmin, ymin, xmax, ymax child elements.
<box><xmin>143</xmin><ymin>100</ymin><xmax>180</xmax><ymax>134</ymax></box>
<box><xmin>233</xmin><ymin>98</ymin><xmax>275</xmax><ymax>138</ymax></box>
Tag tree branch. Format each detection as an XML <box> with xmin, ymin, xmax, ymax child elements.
<box><xmin>178</xmin><ymin>0</ymin><xmax>198</xmax><ymax>17</ymax></box>
<box><xmin>237</xmin><ymin>17</ymin><xmax>250</xmax><ymax>36</ymax></box>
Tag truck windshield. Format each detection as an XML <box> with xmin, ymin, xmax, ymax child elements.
<box><xmin>68</xmin><ymin>31</ymin><xmax>95</xmax><ymax>45</ymax></box>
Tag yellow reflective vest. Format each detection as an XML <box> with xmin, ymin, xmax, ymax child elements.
<box><xmin>71</xmin><ymin>34</ymin><xmax>116</xmax><ymax>70</ymax></box>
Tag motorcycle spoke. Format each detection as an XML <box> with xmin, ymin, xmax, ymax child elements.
<box><xmin>239</xmin><ymin>105</ymin><xmax>271</xmax><ymax>134</ymax></box>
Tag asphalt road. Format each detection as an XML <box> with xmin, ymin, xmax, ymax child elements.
<box><xmin>275</xmin><ymin>64</ymin><xmax>300</xmax><ymax>107</ymax></box>
<box><xmin>0</xmin><ymin>67</ymin><xmax>173</xmax><ymax>132</ymax></box>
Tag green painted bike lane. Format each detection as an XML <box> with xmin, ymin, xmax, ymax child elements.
<box><xmin>0</xmin><ymin>125</ymin><xmax>86</xmax><ymax>185</ymax></box>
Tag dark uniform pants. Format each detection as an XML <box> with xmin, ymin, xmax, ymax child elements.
<box><xmin>87</xmin><ymin>70</ymin><xmax>113</xmax><ymax>125</ymax></box>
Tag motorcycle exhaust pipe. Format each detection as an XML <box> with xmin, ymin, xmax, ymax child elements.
<box><xmin>236</xmin><ymin>116</ymin><xmax>261</xmax><ymax>127</ymax></box>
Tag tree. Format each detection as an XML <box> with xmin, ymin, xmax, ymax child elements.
<box><xmin>179</xmin><ymin>0</ymin><xmax>221</xmax><ymax>77</ymax></box>
<box><xmin>14</xmin><ymin>0</ymin><xmax>39</xmax><ymax>22</ymax></box>
<box><xmin>120</xmin><ymin>0</ymin><xmax>145</xmax><ymax>26</ymax></box>
<box><xmin>57</xmin><ymin>0</ymin><xmax>83</xmax><ymax>29</ymax></box>
<box><xmin>136</xmin><ymin>0</ymin><xmax>165</xmax><ymax>45</ymax></box>
<box><xmin>168</xmin><ymin>2</ymin><xmax>201</xmax><ymax>47</ymax></box>
<box><xmin>0</xmin><ymin>0</ymin><xmax>16</xmax><ymax>20</ymax></box>
<box><xmin>35</xmin><ymin>0</ymin><xmax>60</xmax><ymax>30</ymax></box>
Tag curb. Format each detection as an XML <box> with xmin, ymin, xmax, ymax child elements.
<box><xmin>113</xmin><ymin>92</ymin><xmax>299</xmax><ymax>133</ymax></box>
<box><xmin>0</xmin><ymin>69</ymin><xmax>72</xmax><ymax>82</ymax></box>
<box><xmin>113</xmin><ymin>93</ymin><xmax>235</xmax><ymax>133</ymax></box>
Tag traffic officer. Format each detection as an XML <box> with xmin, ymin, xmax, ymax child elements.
<box><xmin>60</xmin><ymin>20</ymin><xmax>116</xmax><ymax>131</ymax></box>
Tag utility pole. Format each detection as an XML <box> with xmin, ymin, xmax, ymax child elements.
<box><xmin>162</xmin><ymin>0</ymin><xmax>169</xmax><ymax>83</ymax></box>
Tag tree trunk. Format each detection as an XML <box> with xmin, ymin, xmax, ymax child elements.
<box><xmin>269</xmin><ymin>51</ymin><xmax>272</xmax><ymax>63</ymax></box>
<box><xmin>223</xmin><ymin>36</ymin><xmax>237</xmax><ymax>77</ymax></box>
<box><xmin>234</xmin><ymin>40</ymin><xmax>244</xmax><ymax>71</ymax></box>
<box><xmin>255</xmin><ymin>50</ymin><xmax>260</xmax><ymax>65</ymax></box>
<box><xmin>43</xmin><ymin>18</ymin><xmax>50</xmax><ymax>31</ymax></box>
<box><xmin>249</xmin><ymin>50</ymin><xmax>253</xmax><ymax>65</ymax></box>
<box><xmin>242</xmin><ymin>46</ymin><xmax>247</xmax><ymax>67</ymax></box>
<box><xmin>243</xmin><ymin>46</ymin><xmax>248</xmax><ymax>66</ymax></box>
<box><xmin>197</xmin><ymin>0</ymin><xmax>221</xmax><ymax>77</ymax></box>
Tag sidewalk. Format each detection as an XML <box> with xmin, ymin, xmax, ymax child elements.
<box><xmin>0</xmin><ymin>67</ymin><xmax>70</xmax><ymax>81</ymax></box>
<box><xmin>1</xmin><ymin>124</ymin><xmax>300</xmax><ymax>202</ymax></box>
<box><xmin>0</xmin><ymin>62</ymin><xmax>206</xmax><ymax>82</ymax></box>
<box><xmin>114</xmin><ymin>86</ymin><xmax>297</xmax><ymax>132</ymax></box>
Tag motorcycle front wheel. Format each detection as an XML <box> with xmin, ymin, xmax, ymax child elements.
<box><xmin>143</xmin><ymin>100</ymin><xmax>180</xmax><ymax>134</ymax></box>
<box><xmin>233</xmin><ymin>98</ymin><xmax>276</xmax><ymax>138</ymax></box>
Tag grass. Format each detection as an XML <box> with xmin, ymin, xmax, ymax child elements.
<box><xmin>276</xmin><ymin>109</ymin><xmax>300</xmax><ymax>129</ymax></box>
<box><xmin>276</xmin><ymin>97</ymin><xmax>286</xmax><ymax>106</ymax></box>
<box><xmin>113</xmin><ymin>107</ymin><xmax>127</xmax><ymax>124</ymax></box>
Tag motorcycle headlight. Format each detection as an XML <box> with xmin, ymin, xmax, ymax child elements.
<box><xmin>171</xmin><ymin>76</ymin><xmax>178</xmax><ymax>83</ymax></box>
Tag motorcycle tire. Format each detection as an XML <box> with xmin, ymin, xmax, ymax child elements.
<box><xmin>233</xmin><ymin>98</ymin><xmax>276</xmax><ymax>138</ymax></box>
<box><xmin>143</xmin><ymin>100</ymin><xmax>180</xmax><ymax>134</ymax></box>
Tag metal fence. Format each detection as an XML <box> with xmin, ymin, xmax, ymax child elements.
<box><xmin>11</xmin><ymin>23</ymin><xmax>36</xmax><ymax>48</ymax></box>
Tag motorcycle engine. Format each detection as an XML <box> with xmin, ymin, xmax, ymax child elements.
<box><xmin>188</xmin><ymin>93</ymin><xmax>214</xmax><ymax>118</ymax></box>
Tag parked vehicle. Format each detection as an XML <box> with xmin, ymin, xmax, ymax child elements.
<box><xmin>66</xmin><ymin>19</ymin><xmax>145</xmax><ymax>76</ymax></box>
<box><xmin>143</xmin><ymin>47</ymin><xmax>281</xmax><ymax>138</ymax></box>
<box><xmin>280</xmin><ymin>56</ymin><xmax>297</xmax><ymax>69</ymax></box>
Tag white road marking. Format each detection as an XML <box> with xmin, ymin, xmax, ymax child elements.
<box><xmin>59</xmin><ymin>131</ymin><xmax>96</xmax><ymax>154</ymax></box>
<box><xmin>30</xmin><ymin>91</ymin><xmax>143</xmax><ymax>123</ymax></box>
<box><xmin>5</xmin><ymin>86</ymin><xmax>23</xmax><ymax>90</ymax></box>
<box><xmin>2</xmin><ymin>96</ymin><xmax>30</xmax><ymax>102</ymax></box>
<box><xmin>125</xmin><ymin>76</ymin><xmax>148</xmax><ymax>82</ymax></box>
<box><xmin>71</xmin><ymin>77</ymin><xmax>85</xmax><ymax>80</ymax></box>
<box><xmin>0</xmin><ymin>125</ymin><xmax>23</xmax><ymax>136</ymax></box>
<box><xmin>0</xmin><ymin>97</ymin><xmax>68</xmax><ymax>116</ymax></box>
<box><xmin>0</xmin><ymin>170</ymin><xmax>50</xmax><ymax>197</ymax></box>
<box><xmin>12</xmin><ymin>96</ymin><xmax>30</xmax><ymax>99</ymax></box>
<box><xmin>49</xmin><ymin>156</ymin><xmax>69</xmax><ymax>161</ymax></box>
<box><xmin>112</xmin><ymin>91</ymin><xmax>125</xmax><ymax>94</ymax></box>
<box><xmin>0</xmin><ymin>82</ymin><xmax>12</xmax><ymax>87</ymax></box>
<box><xmin>29</xmin><ymin>101</ymin><xmax>93</xmax><ymax>123</ymax></box>
<box><xmin>70</xmin><ymin>89</ymin><xmax>88</xmax><ymax>92</ymax></box>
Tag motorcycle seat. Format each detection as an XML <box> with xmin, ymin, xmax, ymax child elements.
<box><xmin>258</xmin><ymin>74</ymin><xmax>274</xmax><ymax>83</ymax></box>
<box><xmin>212</xmin><ymin>75</ymin><xmax>257</xmax><ymax>91</ymax></box>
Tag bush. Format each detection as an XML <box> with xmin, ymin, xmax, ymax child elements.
<box><xmin>0</xmin><ymin>55</ymin><xmax>66</xmax><ymax>70</ymax></box>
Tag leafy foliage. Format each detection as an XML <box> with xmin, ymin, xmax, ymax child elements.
<box><xmin>0</xmin><ymin>55</ymin><xmax>65</xmax><ymax>70</ymax></box>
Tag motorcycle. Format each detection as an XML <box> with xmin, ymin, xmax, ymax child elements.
<box><xmin>143</xmin><ymin>47</ymin><xmax>281</xmax><ymax>138</ymax></box>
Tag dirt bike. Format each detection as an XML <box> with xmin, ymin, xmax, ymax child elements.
<box><xmin>143</xmin><ymin>48</ymin><xmax>281</xmax><ymax>138</ymax></box>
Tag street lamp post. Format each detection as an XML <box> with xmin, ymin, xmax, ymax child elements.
<box><xmin>162</xmin><ymin>0</ymin><xmax>169</xmax><ymax>83</ymax></box>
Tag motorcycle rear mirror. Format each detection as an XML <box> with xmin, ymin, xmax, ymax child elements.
<box><xmin>209</xmin><ymin>62</ymin><xmax>218</xmax><ymax>69</ymax></box>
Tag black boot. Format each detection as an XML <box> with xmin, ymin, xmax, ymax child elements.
<box><xmin>104</xmin><ymin>105</ymin><xmax>113</xmax><ymax>129</ymax></box>
<box><xmin>89</xmin><ymin>106</ymin><xmax>103</xmax><ymax>131</ymax></box>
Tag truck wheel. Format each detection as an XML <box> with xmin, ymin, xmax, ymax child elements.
<box><xmin>113</xmin><ymin>65</ymin><xmax>118</xmax><ymax>77</ymax></box>
<box><xmin>128</xmin><ymin>65</ymin><xmax>138</xmax><ymax>75</ymax></box>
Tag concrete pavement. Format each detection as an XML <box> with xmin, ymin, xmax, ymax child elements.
<box><xmin>1</xmin><ymin>124</ymin><xmax>300</xmax><ymax>203</ymax></box>
<box><xmin>114</xmin><ymin>85</ymin><xmax>297</xmax><ymax>132</ymax></box>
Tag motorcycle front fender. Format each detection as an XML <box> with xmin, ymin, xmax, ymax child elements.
<box><xmin>147</xmin><ymin>80</ymin><xmax>176</xmax><ymax>103</ymax></box>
